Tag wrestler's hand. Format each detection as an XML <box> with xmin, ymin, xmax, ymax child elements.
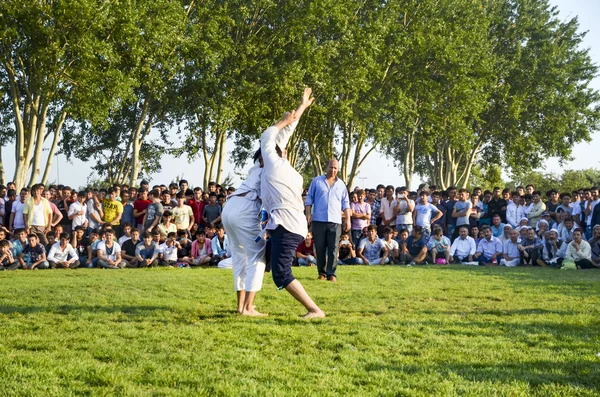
<box><xmin>301</xmin><ymin>87</ymin><xmax>315</xmax><ymax>108</ymax></box>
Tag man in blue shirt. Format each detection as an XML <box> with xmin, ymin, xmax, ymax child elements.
<box><xmin>305</xmin><ymin>159</ymin><xmax>351</xmax><ymax>282</ymax></box>
<box><xmin>404</xmin><ymin>226</ymin><xmax>429</xmax><ymax>265</ymax></box>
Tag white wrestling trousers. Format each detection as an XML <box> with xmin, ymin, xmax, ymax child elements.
<box><xmin>500</xmin><ymin>258</ymin><xmax>519</xmax><ymax>267</ymax></box>
<box><xmin>221</xmin><ymin>196</ymin><xmax>266</xmax><ymax>291</ymax></box>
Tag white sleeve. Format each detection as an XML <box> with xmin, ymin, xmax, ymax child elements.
<box><xmin>67</xmin><ymin>203</ymin><xmax>77</xmax><ymax>217</ymax></box>
<box><xmin>260</xmin><ymin>126</ymin><xmax>282</xmax><ymax>167</ymax></box>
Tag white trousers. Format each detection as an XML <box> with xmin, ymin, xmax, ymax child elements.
<box><xmin>221</xmin><ymin>196</ymin><xmax>266</xmax><ymax>292</ymax></box>
<box><xmin>500</xmin><ymin>258</ymin><xmax>519</xmax><ymax>267</ymax></box>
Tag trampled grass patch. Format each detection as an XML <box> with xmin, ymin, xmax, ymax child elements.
<box><xmin>0</xmin><ymin>266</ymin><xmax>599</xmax><ymax>396</ymax></box>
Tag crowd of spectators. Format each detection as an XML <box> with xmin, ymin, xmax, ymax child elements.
<box><xmin>0</xmin><ymin>179</ymin><xmax>599</xmax><ymax>271</ymax></box>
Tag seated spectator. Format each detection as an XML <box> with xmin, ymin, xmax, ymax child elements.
<box><xmin>500</xmin><ymin>229</ymin><xmax>520</xmax><ymax>267</ymax></box>
<box><xmin>536</xmin><ymin>219</ymin><xmax>550</xmax><ymax>241</ymax></box>
<box><xmin>88</xmin><ymin>229</ymin><xmax>101</xmax><ymax>267</ymax></box>
<box><xmin>404</xmin><ymin>226</ymin><xmax>428</xmax><ymax>265</ymax></box>
<box><xmin>156</xmin><ymin>210</ymin><xmax>177</xmax><ymax>242</ymax></box>
<box><xmin>490</xmin><ymin>214</ymin><xmax>506</xmax><ymax>238</ymax></box>
<box><xmin>11</xmin><ymin>228</ymin><xmax>28</xmax><ymax>267</ymax></box>
<box><xmin>427</xmin><ymin>227</ymin><xmax>451</xmax><ymax>264</ymax></box>
<box><xmin>159</xmin><ymin>238</ymin><xmax>179</xmax><ymax>267</ymax></box>
<box><xmin>21</xmin><ymin>233</ymin><xmax>49</xmax><ymax>270</ymax></box>
<box><xmin>97</xmin><ymin>229</ymin><xmax>126</xmax><ymax>269</ymax></box>
<box><xmin>47</xmin><ymin>232</ymin><xmax>80</xmax><ymax>269</ymax></box>
<box><xmin>121</xmin><ymin>227</ymin><xmax>141</xmax><ymax>267</ymax></box>
<box><xmin>210</xmin><ymin>224</ymin><xmax>229</xmax><ymax>266</ymax></box>
<box><xmin>118</xmin><ymin>222</ymin><xmax>133</xmax><ymax>246</ymax></box>
<box><xmin>296</xmin><ymin>232</ymin><xmax>316</xmax><ymax>266</ymax></box>
<box><xmin>515</xmin><ymin>217</ymin><xmax>530</xmax><ymax>233</ymax></box>
<box><xmin>588</xmin><ymin>225</ymin><xmax>600</xmax><ymax>267</ymax></box>
<box><xmin>566</xmin><ymin>228</ymin><xmax>597</xmax><ymax>269</ymax></box>
<box><xmin>338</xmin><ymin>232</ymin><xmax>363</xmax><ymax>265</ymax></box>
<box><xmin>72</xmin><ymin>226</ymin><xmax>92</xmax><ymax>268</ymax></box>
<box><xmin>470</xmin><ymin>225</ymin><xmax>481</xmax><ymax>245</ymax></box>
<box><xmin>474</xmin><ymin>225</ymin><xmax>503</xmax><ymax>266</ymax></box>
<box><xmin>176</xmin><ymin>229</ymin><xmax>193</xmax><ymax>264</ymax></box>
<box><xmin>559</xmin><ymin>218</ymin><xmax>576</xmax><ymax>243</ymax></box>
<box><xmin>136</xmin><ymin>232</ymin><xmax>159</xmax><ymax>267</ymax></box>
<box><xmin>450</xmin><ymin>225</ymin><xmax>476</xmax><ymax>263</ymax></box>
<box><xmin>518</xmin><ymin>227</ymin><xmax>543</xmax><ymax>266</ymax></box>
<box><xmin>0</xmin><ymin>239</ymin><xmax>18</xmax><ymax>270</ymax></box>
<box><xmin>499</xmin><ymin>224</ymin><xmax>513</xmax><ymax>243</ymax></box>
<box><xmin>357</xmin><ymin>224</ymin><xmax>389</xmax><ymax>265</ymax></box>
<box><xmin>539</xmin><ymin>229</ymin><xmax>567</xmax><ymax>267</ymax></box>
<box><xmin>382</xmin><ymin>227</ymin><xmax>399</xmax><ymax>263</ymax></box>
<box><xmin>191</xmin><ymin>229</ymin><xmax>212</xmax><ymax>266</ymax></box>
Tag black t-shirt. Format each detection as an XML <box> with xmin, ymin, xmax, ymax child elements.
<box><xmin>4</xmin><ymin>200</ymin><xmax>13</xmax><ymax>228</ymax></box>
<box><xmin>57</xmin><ymin>199</ymin><xmax>74</xmax><ymax>226</ymax></box>
<box><xmin>177</xmin><ymin>240</ymin><xmax>191</xmax><ymax>258</ymax></box>
<box><xmin>487</xmin><ymin>198</ymin><xmax>508</xmax><ymax>222</ymax></box>
<box><xmin>122</xmin><ymin>239</ymin><xmax>141</xmax><ymax>258</ymax></box>
<box><xmin>74</xmin><ymin>237</ymin><xmax>91</xmax><ymax>257</ymax></box>
<box><xmin>24</xmin><ymin>244</ymin><xmax>45</xmax><ymax>262</ymax></box>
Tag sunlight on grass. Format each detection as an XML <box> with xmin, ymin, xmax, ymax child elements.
<box><xmin>0</xmin><ymin>266</ymin><xmax>598</xmax><ymax>396</ymax></box>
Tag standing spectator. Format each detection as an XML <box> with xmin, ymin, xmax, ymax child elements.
<box><xmin>173</xmin><ymin>192</ymin><xmax>194</xmax><ymax>234</ymax></box>
<box><xmin>566</xmin><ymin>228</ymin><xmax>596</xmax><ymax>269</ymax></box>
<box><xmin>201</xmin><ymin>192</ymin><xmax>221</xmax><ymax>227</ymax></box>
<box><xmin>102</xmin><ymin>188</ymin><xmax>123</xmax><ymax>234</ymax></box>
<box><xmin>431</xmin><ymin>191</ymin><xmax>446</xmax><ymax>232</ymax></box>
<box><xmin>67</xmin><ymin>191</ymin><xmax>88</xmax><ymax>231</ymax></box>
<box><xmin>56</xmin><ymin>186</ymin><xmax>74</xmax><ymax>234</ymax></box>
<box><xmin>393</xmin><ymin>187</ymin><xmax>414</xmax><ymax>234</ymax></box>
<box><xmin>527</xmin><ymin>191</ymin><xmax>547</xmax><ymax>227</ymax></box>
<box><xmin>188</xmin><ymin>187</ymin><xmax>205</xmax><ymax>229</ymax></box>
<box><xmin>120</xmin><ymin>190</ymin><xmax>135</xmax><ymax>228</ymax></box>
<box><xmin>142</xmin><ymin>190</ymin><xmax>164</xmax><ymax>233</ymax></box>
<box><xmin>506</xmin><ymin>191</ymin><xmax>524</xmax><ymax>228</ymax></box>
<box><xmin>4</xmin><ymin>189</ymin><xmax>16</xmax><ymax>229</ymax></box>
<box><xmin>379</xmin><ymin>185</ymin><xmax>397</xmax><ymax>233</ymax></box>
<box><xmin>452</xmin><ymin>189</ymin><xmax>472</xmax><ymax>239</ymax></box>
<box><xmin>9</xmin><ymin>188</ymin><xmax>29</xmax><ymax>232</ymax></box>
<box><xmin>23</xmin><ymin>184</ymin><xmax>52</xmax><ymax>245</ymax></box>
<box><xmin>304</xmin><ymin>159</ymin><xmax>351</xmax><ymax>282</ymax></box>
<box><xmin>85</xmin><ymin>189</ymin><xmax>103</xmax><ymax>236</ymax></box>
<box><xmin>350</xmin><ymin>190</ymin><xmax>371</xmax><ymax>247</ymax></box>
<box><xmin>413</xmin><ymin>191</ymin><xmax>442</xmax><ymax>241</ymax></box>
<box><xmin>444</xmin><ymin>186</ymin><xmax>458</xmax><ymax>237</ymax></box>
<box><xmin>43</xmin><ymin>189</ymin><xmax>63</xmax><ymax>228</ymax></box>
<box><xmin>545</xmin><ymin>189</ymin><xmax>560</xmax><ymax>222</ymax></box>
<box><xmin>133</xmin><ymin>188</ymin><xmax>151</xmax><ymax>230</ymax></box>
<box><xmin>366</xmin><ymin>189</ymin><xmax>380</xmax><ymax>228</ymax></box>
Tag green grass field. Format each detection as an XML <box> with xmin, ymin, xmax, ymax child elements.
<box><xmin>1</xmin><ymin>266</ymin><xmax>599</xmax><ymax>396</ymax></box>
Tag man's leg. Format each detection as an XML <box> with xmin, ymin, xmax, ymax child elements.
<box><xmin>31</xmin><ymin>226</ymin><xmax>48</xmax><ymax>245</ymax></box>
<box><xmin>325</xmin><ymin>223</ymin><xmax>341</xmax><ymax>279</ymax></box>
<box><xmin>311</xmin><ymin>221</ymin><xmax>327</xmax><ymax>278</ymax></box>
<box><xmin>576</xmin><ymin>259</ymin><xmax>598</xmax><ymax>269</ymax></box>
<box><xmin>69</xmin><ymin>260</ymin><xmax>81</xmax><ymax>269</ymax></box>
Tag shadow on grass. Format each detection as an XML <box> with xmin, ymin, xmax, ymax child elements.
<box><xmin>363</xmin><ymin>359</ymin><xmax>600</xmax><ymax>391</ymax></box>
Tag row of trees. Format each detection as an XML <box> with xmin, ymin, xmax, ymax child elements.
<box><xmin>1</xmin><ymin>0</ymin><xmax>599</xmax><ymax>191</ymax></box>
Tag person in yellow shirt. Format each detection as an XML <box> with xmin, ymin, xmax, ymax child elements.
<box><xmin>102</xmin><ymin>188</ymin><xmax>123</xmax><ymax>234</ymax></box>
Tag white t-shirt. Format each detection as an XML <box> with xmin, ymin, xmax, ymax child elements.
<box><xmin>31</xmin><ymin>201</ymin><xmax>46</xmax><ymax>226</ymax></box>
<box><xmin>97</xmin><ymin>241</ymin><xmax>121</xmax><ymax>261</ymax></box>
<box><xmin>11</xmin><ymin>200</ymin><xmax>26</xmax><ymax>229</ymax></box>
<box><xmin>415</xmin><ymin>203</ymin><xmax>439</xmax><ymax>228</ymax></box>
<box><xmin>395</xmin><ymin>199</ymin><xmax>414</xmax><ymax>225</ymax></box>
<box><xmin>68</xmin><ymin>201</ymin><xmax>87</xmax><ymax>228</ymax></box>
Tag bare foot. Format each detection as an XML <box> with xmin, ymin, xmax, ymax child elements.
<box><xmin>241</xmin><ymin>309</ymin><xmax>268</xmax><ymax>317</ymax></box>
<box><xmin>301</xmin><ymin>310</ymin><xmax>325</xmax><ymax>319</ymax></box>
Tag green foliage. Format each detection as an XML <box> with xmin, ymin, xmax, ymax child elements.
<box><xmin>511</xmin><ymin>168</ymin><xmax>600</xmax><ymax>194</ymax></box>
<box><xmin>0</xmin><ymin>267</ymin><xmax>599</xmax><ymax>395</ymax></box>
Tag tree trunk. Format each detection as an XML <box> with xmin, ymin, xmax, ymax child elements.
<box><xmin>41</xmin><ymin>109</ymin><xmax>67</xmax><ymax>186</ymax></box>
<box><xmin>129</xmin><ymin>99</ymin><xmax>150</xmax><ymax>187</ymax></box>
<box><xmin>215</xmin><ymin>129</ymin><xmax>227</xmax><ymax>185</ymax></box>
<box><xmin>0</xmin><ymin>147</ymin><xmax>5</xmax><ymax>185</ymax></box>
<box><xmin>28</xmin><ymin>100</ymin><xmax>50</xmax><ymax>186</ymax></box>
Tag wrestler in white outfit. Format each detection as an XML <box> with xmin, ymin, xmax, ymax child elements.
<box><xmin>221</xmin><ymin>157</ymin><xmax>266</xmax><ymax>295</ymax></box>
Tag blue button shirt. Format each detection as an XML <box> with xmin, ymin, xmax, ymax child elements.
<box><xmin>305</xmin><ymin>175</ymin><xmax>349</xmax><ymax>224</ymax></box>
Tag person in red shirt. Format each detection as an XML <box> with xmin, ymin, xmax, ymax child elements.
<box><xmin>188</xmin><ymin>187</ymin><xmax>205</xmax><ymax>229</ymax></box>
<box><xmin>296</xmin><ymin>232</ymin><xmax>316</xmax><ymax>266</ymax></box>
<box><xmin>133</xmin><ymin>188</ymin><xmax>151</xmax><ymax>230</ymax></box>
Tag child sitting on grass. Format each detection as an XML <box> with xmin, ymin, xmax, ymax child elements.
<box><xmin>296</xmin><ymin>232</ymin><xmax>316</xmax><ymax>266</ymax></box>
<box><xmin>191</xmin><ymin>229</ymin><xmax>212</xmax><ymax>266</ymax></box>
<box><xmin>0</xmin><ymin>240</ymin><xmax>18</xmax><ymax>270</ymax></box>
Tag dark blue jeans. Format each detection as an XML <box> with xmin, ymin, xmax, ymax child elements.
<box><xmin>269</xmin><ymin>226</ymin><xmax>304</xmax><ymax>289</ymax></box>
<box><xmin>312</xmin><ymin>221</ymin><xmax>341</xmax><ymax>278</ymax></box>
